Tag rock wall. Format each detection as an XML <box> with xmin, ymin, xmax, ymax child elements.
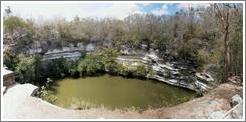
<box><xmin>116</xmin><ymin>51</ymin><xmax>213</xmax><ymax>92</ymax></box>
<box><xmin>35</xmin><ymin>43</ymin><xmax>213</xmax><ymax>92</ymax></box>
<box><xmin>40</xmin><ymin>42</ymin><xmax>96</xmax><ymax>61</ymax></box>
<box><xmin>3</xmin><ymin>67</ymin><xmax>15</xmax><ymax>87</ymax></box>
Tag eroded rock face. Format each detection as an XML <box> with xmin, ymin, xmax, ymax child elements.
<box><xmin>117</xmin><ymin>50</ymin><xmax>213</xmax><ymax>92</ymax></box>
<box><xmin>42</xmin><ymin>48</ymin><xmax>82</xmax><ymax>61</ymax></box>
<box><xmin>40</xmin><ymin>42</ymin><xmax>97</xmax><ymax>61</ymax></box>
<box><xmin>35</xmin><ymin>44</ymin><xmax>213</xmax><ymax>92</ymax></box>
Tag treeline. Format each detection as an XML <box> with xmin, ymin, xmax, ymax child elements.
<box><xmin>3</xmin><ymin>3</ymin><xmax>243</xmax><ymax>83</ymax></box>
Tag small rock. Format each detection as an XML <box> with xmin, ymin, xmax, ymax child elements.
<box><xmin>231</xmin><ymin>94</ymin><xmax>242</xmax><ymax>107</ymax></box>
<box><xmin>195</xmin><ymin>72</ymin><xmax>214</xmax><ymax>83</ymax></box>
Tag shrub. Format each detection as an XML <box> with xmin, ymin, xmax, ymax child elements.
<box><xmin>134</xmin><ymin>65</ymin><xmax>147</xmax><ymax>78</ymax></box>
<box><xmin>46</xmin><ymin>58</ymin><xmax>70</xmax><ymax>78</ymax></box>
<box><xmin>116</xmin><ymin>64</ymin><xmax>129</xmax><ymax>76</ymax></box>
<box><xmin>4</xmin><ymin>16</ymin><xmax>28</xmax><ymax>33</ymax></box>
<box><xmin>147</xmin><ymin>68</ymin><xmax>156</xmax><ymax>79</ymax></box>
<box><xmin>15</xmin><ymin>54</ymin><xmax>42</xmax><ymax>84</ymax></box>
<box><xmin>67</xmin><ymin>60</ymin><xmax>80</xmax><ymax>78</ymax></box>
<box><xmin>39</xmin><ymin>86</ymin><xmax>57</xmax><ymax>104</ymax></box>
<box><xmin>3</xmin><ymin>50</ymin><xmax>19</xmax><ymax>71</ymax></box>
<box><xmin>99</xmin><ymin>48</ymin><xmax>119</xmax><ymax>73</ymax></box>
<box><xmin>77</xmin><ymin>54</ymin><xmax>104</xmax><ymax>76</ymax></box>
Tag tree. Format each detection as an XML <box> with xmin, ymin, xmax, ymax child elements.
<box><xmin>67</xmin><ymin>60</ymin><xmax>80</xmax><ymax>78</ymax></box>
<box><xmin>213</xmin><ymin>3</ymin><xmax>237</xmax><ymax>82</ymax></box>
<box><xmin>15</xmin><ymin>55</ymin><xmax>42</xmax><ymax>84</ymax></box>
<box><xmin>99</xmin><ymin>48</ymin><xmax>119</xmax><ymax>72</ymax></box>
<box><xmin>5</xmin><ymin>6</ymin><xmax>12</xmax><ymax>16</ymax></box>
<box><xmin>3</xmin><ymin>50</ymin><xmax>19</xmax><ymax>71</ymax></box>
<box><xmin>77</xmin><ymin>54</ymin><xmax>104</xmax><ymax>76</ymax></box>
<box><xmin>3</xmin><ymin>16</ymin><xmax>27</xmax><ymax>34</ymax></box>
<box><xmin>229</xmin><ymin>4</ymin><xmax>243</xmax><ymax>76</ymax></box>
<box><xmin>46</xmin><ymin>58</ymin><xmax>70</xmax><ymax>78</ymax></box>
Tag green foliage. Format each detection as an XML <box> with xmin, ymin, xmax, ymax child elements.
<box><xmin>46</xmin><ymin>58</ymin><xmax>71</xmax><ymax>78</ymax></box>
<box><xmin>3</xmin><ymin>50</ymin><xmax>19</xmax><ymax>71</ymax></box>
<box><xmin>116</xmin><ymin>64</ymin><xmax>129</xmax><ymax>76</ymax></box>
<box><xmin>196</xmin><ymin>49</ymin><xmax>210</xmax><ymax>71</ymax></box>
<box><xmin>147</xmin><ymin>68</ymin><xmax>156</xmax><ymax>79</ymax></box>
<box><xmin>39</xmin><ymin>86</ymin><xmax>57</xmax><ymax>104</ymax></box>
<box><xmin>68</xmin><ymin>60</ymin><xmax>80</xmax><ymax>78</ymax></box>
<box><xmin>177</xmin><ymin>39</ymin><xmax>200</xmax><ymax>62</ymax></box>
<box><xmin>77</xmin><ymin>54</ymin><xmax>104</xmax><ymax>76</ymax></box>
<box><xmin>134</xmin><ymin>65</ymin><xmax>147</xmax><ymax>78</ymax></box>
<box><xmin>228</xmin><ymin>8</ymin><xmax>243</xmax><ymax>76</ymax></box>
<box><xmin>116</xmin><ymin>63</ymin><xmax>154</xmax><ymax>78</ymax></box>
<box><xmin>4</xmin><ymin>16</ymin><xmax>27</xmax><ymax>33</ymax></box>
<box><xmin>15</xmin><ymin>54</ymin><xmax>41</xmax><ymax>84</ymax></box>
<box><xmin>151</xmin><ymin>35</ymin><xmax>171</xmax><ymax>51</ymax></box>
<box><xmin>99</xmin><ymin>48</ymin><xmax>119</xmax><ymax>73</ymax></box>
<box><xmin>37</xmin><ymin>78</ymin><xmax>57</xmax><ymax>104</ymax></box>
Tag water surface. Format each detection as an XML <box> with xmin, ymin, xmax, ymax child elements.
<box><xmin>53</xmin><ymin>75</ymin><xmax>195</xmax><ymax>110</ymax></box>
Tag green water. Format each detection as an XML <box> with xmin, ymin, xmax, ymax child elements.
<box><xmin>53</xmin><ymin>75</ymin><xmax>195</xmax><ymax>110</ymax></box>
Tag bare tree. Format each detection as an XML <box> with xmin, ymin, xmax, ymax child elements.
<box><xmin>5</xmin><ymin>6</ymin><xmax>12</xmax><ymax>16</ymax></box>
<box><xmin>213</xmin><ymin>3</ymin><xmax>234</xmax><ymax>82</ymax></box>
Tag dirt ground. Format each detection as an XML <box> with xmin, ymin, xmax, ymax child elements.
<box><xmin>2</xmin><ymin>83</ymin><xmax>243</xmax><ymax>119</ymax></box>
<box><xmin>141</xmin><ymin>83</ymin><xmax>243</xmax><ymax>119</ymax></box>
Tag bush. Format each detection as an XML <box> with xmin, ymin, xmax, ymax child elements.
<box><xmin>116</xmin><ymin>64</ymin><xmax>129</xmax><ymax>76</ymax></box>
<box><xmin>39</xmin><ymin>86</ymin><xmax>57</xmax><ymax>104</ymax></box>
<box><xmin>67</xmin><ymin>60</ymin><xmax>80</xmax><ymax>78</ymax></box>
<box><xmin>4</xmin><ymin>16</ymin><xmax>28</xmax><ymax>33</ymax></box>
<box><xmin>134</xmin><ymin>65</ymin><xmax>147</xmax><ymax>78</ymax></box>
<box><xmin>77</xmin><ymin>54</ymin><xmax>104</xmax><ymax>76</ymax></box>
<box><xmin>3</xmin><ymin>50</ymin><xmax>19</xmax><ymax>71</ymax></box>
<box><xmin>147</xmin><ymin>68</ymin><xmax>156</xmax><ymax>79</ymax></box>
<box><xmin>46</xmin><ymin>58</ymin><xmax>70</xmax><ymax>78</ymax></box>
<box><xmin>15</xmin><ymin>54</ymin><xmax>42</xmax><ymax>84</ymax></box>
<box><xmin>177</xmin><ymin>40</ymin><xmax>199</xmax><ymax>62</ymax></box>
<box><xmin>99</xmin><ymin>48</ymin><xmax>119</xmax><ymax>73</ymax></box>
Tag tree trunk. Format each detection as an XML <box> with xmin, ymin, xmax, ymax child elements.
<box><xmin>223</xmin><ymin>24</ymin><xmax>230</xmax><ymax>82</ymax></box>
<box><xmin>223</xmin><ymin>10</ymin><xmax>230</xmax><ymax>82</ymax></box>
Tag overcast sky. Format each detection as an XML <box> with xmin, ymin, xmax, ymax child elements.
<box><xmin>2</xmin><ymin>2</ymin><xmax>210</xmax><ymax>21</ymax></box>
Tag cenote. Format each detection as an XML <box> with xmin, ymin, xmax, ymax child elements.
<box><xmin>52</xmin><ymin>75</ymin><xmax>196</xmax><ymax>110</ymax></box>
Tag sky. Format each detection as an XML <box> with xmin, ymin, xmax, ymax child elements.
<box><xmin>2</xmin><ymin>2</ymin><xmax>210</xmax><ymax>21</ymax></box>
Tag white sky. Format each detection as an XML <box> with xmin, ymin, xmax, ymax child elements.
<box><xmin>2</xmin><ymin>1</ymin><xmax>215</xmax><ymax>22</ymax></box>
<box><xmin>2</xmin><ymin>2</ymin><xmax>144</xmax><ymax>21</ymax></box>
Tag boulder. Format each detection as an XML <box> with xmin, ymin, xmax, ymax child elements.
<box><xmin>227</xmin><ymin>94</ymin><xmax>243</xmax><ymax>119</ymax></box>
<box><xmin>195</xmin><ymin>72</ymin><xmax>214</xmax><ymax>83</ymax></box>
<box><xmin>231</xmin><ymin>94</ymin><xmax>242</xmax><ymax>107</ymax></box>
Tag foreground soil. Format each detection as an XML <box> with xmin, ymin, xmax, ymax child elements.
<box><xmin>2</xmin><ymin>82</ymin><xmax>243</xmax><ymax>119</ymax></box>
